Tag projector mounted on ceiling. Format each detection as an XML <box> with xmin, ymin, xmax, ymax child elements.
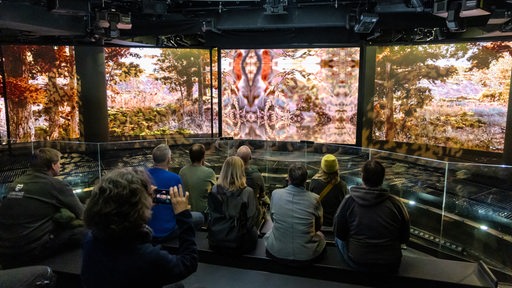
<box><xmin>354</xmin><ymin>13</ymin><xmax>379</xmax><ymax>33</ymax></box>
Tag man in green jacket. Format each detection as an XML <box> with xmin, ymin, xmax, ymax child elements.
<box><xmin>0</xmin><ymin>148</ymin><xmax>85</xmax><ymax>269</ymax></box>
<box><xmin>179</xmin><ymin>143</ymin><xmax>217</xmax><ymax>221</ymax></box>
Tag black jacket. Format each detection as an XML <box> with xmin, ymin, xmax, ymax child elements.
<box><xmin>334</xmin><ymin>185</ymin><xmax>410</xmax><ymax>266</ymax></box>
<box><xmin>309</xmin><ymin>178</ymin><xmax>348</xmax><ymax>227</ymax></box>
<box><xmin>0</xmin><ymin>169</ymin><xmax>84</xmax><ymax>256</ymax></box>
<box><xmin>81</xmin><ymin>210</ymin><xmax>198</xmax><ymax>288</ymax></box>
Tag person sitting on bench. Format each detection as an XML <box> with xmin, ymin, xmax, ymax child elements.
<box><xmin>81</xmin><ymin>167</ymin><xmax>198</xmax><ymax>288</ymax></box>
<box><xmin>334</xmin><ymin>159</ymin><xmax>410</xmax><ymax>273</ymax></box>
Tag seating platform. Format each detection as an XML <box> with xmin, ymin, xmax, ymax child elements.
<box><xmin>162</xmin><ymin>231</ymin><xmax>498</xmax><ymax>288</ymax></box>
<box><xmin>38</xmin><ymin>231</ymin><xmax>498</xmax><ymax>288</ymax></box>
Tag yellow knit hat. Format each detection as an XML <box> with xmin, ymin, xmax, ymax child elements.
<box><xmin>321</xmin><ymin>154</ymin><xmax>338</xmax><ymax>173</ymax></box>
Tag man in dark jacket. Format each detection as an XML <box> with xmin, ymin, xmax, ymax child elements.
<box><xmin>0</xmin><ymin>148</ymin><xmax>85</xmax><ymax>269</ymax></box>
<box><xmin>236</xmin><ymin>145</ymin><xmax>268</xmax><ymax>228</ymax></box>
<box><xmin>334</xmin><ymin>159</ymin><xmax>410</xmax><ymax>273</ymax></box>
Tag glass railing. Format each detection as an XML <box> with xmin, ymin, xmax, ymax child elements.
<box><xmin>1</xmin><ymin>138</ymin><xmax>511</xmax><ymax>279</ymax></box>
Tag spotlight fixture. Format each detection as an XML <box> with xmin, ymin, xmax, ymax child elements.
<box><xmin>433</xmin><ymin>0</ymin><xmax>491</xmax><ymax>32</ymax></box>
<box><xmin>354</xmin><ymin>13</ymin><xmax>379</xmax><ymax>33</ymax></box>
<box><xmin>446</xmin><ymin>1</ymin><xmax>465</xmax><ymax>32</ymax></box>
<box><xmin>96</xmin><ymin>10</ymin><xmax>132</xmax><ymax>30</ymax></box>
<box><xmin>94</xmin><ymin>10</ymin><xmax>132</xmax><ymax>39</ymax></box>
<box><xmin>433</xmin><ymin>0</ymin><xmax>491</xmax><ymax>18</ymax></box>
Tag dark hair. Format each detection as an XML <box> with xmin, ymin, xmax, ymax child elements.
<box><xmin>84</xmin><ymin>167</ymin><xmax>153</xmax><ymax>239</ymax></box>
<box><xmin>30</xmin><ymin>148</ymin><xmax>61</xmax><ymax>170</ymax></box>
<box><xmin>288</xmin><ymin>163</ymin><xmax>308</xmax><ymax>187</ymax></box>
<box><xmin>189</xmin><ymin>143</ymin><xmax>206</xmax><ymax>163</ymax></box>
<box><xmin>362</xmin><ymin>160</ymin><xmax>385</xmax><ymax>188</ymax></box>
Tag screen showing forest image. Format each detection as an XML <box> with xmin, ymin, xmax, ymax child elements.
<box><xmin>221</xmin><ymin>48</ymin><xmax>360</xmax><ymax>143</ymax></box>
<box><xmin>1</xmin><ymin>45</ymin><xmax>80</xmax><ymax>143</ymax></box>
<box><xmin>0</xmin><ymin>75</ymin><xmax>6</xmax><ymax>143</ymax></box>
<box><xmin>106</xmin><ymin>48</ymin><xmax>217</xmax><ymax>138</ymax></box>
<box><xmin>373</xmin><ymin>42</ymin><xmax>511</xmax><ymax>153</ymax></box>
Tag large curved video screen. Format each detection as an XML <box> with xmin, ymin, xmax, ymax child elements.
<box><xmin>0</xmin><ymin>74</ymin><xmax>6</xmax><ymax>143</ymax></box>
<box><xmin>105</xmin><ymin>47</ymin><xmax>217</xmax><ymax>138</ymax></box>
<box><xmin>1</xmin><ymin>45</ymin><xmax>80</xmax><ymax>143</ymax></box>
<box><xmin>221</xmin><ymin>48</ymin><xmax>360</xmax><ymax>143</ymax></box>
<box><xmin>373</xmin><ymin>41</ymin><xmax>512</xmax><ymax>153</ymax></box>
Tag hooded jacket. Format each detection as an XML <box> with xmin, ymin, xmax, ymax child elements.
<box><xmin>334</xmin><ymin>185</ymin><xmax>410</xmax><ymax>266</ymax></box>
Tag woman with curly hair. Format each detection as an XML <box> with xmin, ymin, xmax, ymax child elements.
<box><xmin>81</xmin><ymin>167</ymin><xmax>197</xmax><ymax>288</ymax></box>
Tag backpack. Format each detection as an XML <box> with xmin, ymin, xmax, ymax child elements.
<box><xmin>207</xmin><ymin>186</ymin><xmax>252</xmax><ymax>252</ymax></box>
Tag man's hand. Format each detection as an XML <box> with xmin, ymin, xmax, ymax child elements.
<box><xmin>169</xmin><ymin>184</ymin><xmax>191</xmax><ymax>214</ymax></box>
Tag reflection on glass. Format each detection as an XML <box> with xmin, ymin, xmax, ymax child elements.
<box><xmin>0</xmin><ymin>138</ymin><xmax>511</xmax><ymax>280</ymax></box>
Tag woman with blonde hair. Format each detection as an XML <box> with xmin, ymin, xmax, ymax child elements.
<box><xmin>309</xmin><ymin>154</ymin><xmax>348</xmax><ymax>227</ymax></box>
<box><xmin>207</xmin><ymin>156</ymin><xmax>258</xmax><ymax>254</ymax></box>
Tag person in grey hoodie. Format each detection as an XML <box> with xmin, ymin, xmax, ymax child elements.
<box><xmin>334</xmin><ymin>159</ymin><xmax>410</xmax><ymax>273</ymax></box>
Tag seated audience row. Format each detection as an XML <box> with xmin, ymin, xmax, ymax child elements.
<box><xmin>0</xmin><ymin>144</ymin><xmax>410</xmax><ymax>287</ymax></box>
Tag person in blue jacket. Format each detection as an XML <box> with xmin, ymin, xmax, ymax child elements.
<box><xmin>81</xmin><ymin>167</ymin><xmax>198</xmax><ymax>288</ymax></box>
<box><xmin>147</xmin><ymin>144</ymin><xmax>203</xmax><ymax>242</ymax></box>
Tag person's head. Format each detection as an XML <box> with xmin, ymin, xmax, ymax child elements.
<box><xmin>321</xmin><ymin>154</ymin><xmax>339</xmax><ymax>174</ymax></box>
<box><xmin>217</xmin><ymin>156</ymin><xmax>246</xmax><ymax>191</ymax></box>
<box><xmin>313</xmin><ymin>154</ymin><xmax>340</xmax><ymax>184</ymax></box>
<box><xmin>236</xmin><ymin>145</ymin><xmax>252</xmax><ymax>165</ymax></box>
<box><xmin>362</xmin><ymin>159</ymin><xmax>385</xmax><ymax>188</ymax></box>
<box><xmin>189</xmin><ymin>143</ymin><xmax>206</xmax><ymax>164</ymax></box>
<box><xmin>152</xmin><ymin>144</ymin><xmax>171</xmax><ymax>166</ymax></box>
<box><xmin>288</xmin><ymin>163</ymin><xmax>308</xmax><ymax>187</ymax></box>
<box><xmin>30</xmin><ymin>148</ymin><xmax>62</xmax><ymax>176</ymax></box>
<box><xmin>84</xmin><ymin>167</ymin><xmax>153</xmax><ymax>239</ymax></box>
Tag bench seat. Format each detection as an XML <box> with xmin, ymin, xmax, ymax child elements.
<box><xmin>38</xmin><ymin>231</ymin><xmax>498</xmax><ymax>288</ymax></box>
<box><xmin>162</xmin><ymin>231</ymin><xmax>498</xmax><ymax>288</ymax></box>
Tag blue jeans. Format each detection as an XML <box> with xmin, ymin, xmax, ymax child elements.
<box><xmin>335</xmin><ymin>238</ymin><xmax>363</xmax><ymax>271</ymax></box>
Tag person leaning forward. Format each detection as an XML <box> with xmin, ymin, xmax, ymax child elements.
<box><xmin>0</xmin><ymin>148</ymin><xmax>86</xmax><ymax>269</ymax></box>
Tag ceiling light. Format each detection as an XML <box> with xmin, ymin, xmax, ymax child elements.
<box><xmin>446</xmin><ymin>1</ymin><xmax>466</xmax><ymax>32</ymax></box>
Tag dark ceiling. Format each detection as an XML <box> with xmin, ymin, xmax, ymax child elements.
<box><xmin>1</xmin><ymin>0</ymin><xmax>512</xmax><ymax>48</ymax></box>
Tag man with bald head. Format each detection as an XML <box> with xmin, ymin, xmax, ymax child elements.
<box><xmin>236</xmin><ymin>145</ymin><xmax>267</xmax><ymax>228</ymax></box>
